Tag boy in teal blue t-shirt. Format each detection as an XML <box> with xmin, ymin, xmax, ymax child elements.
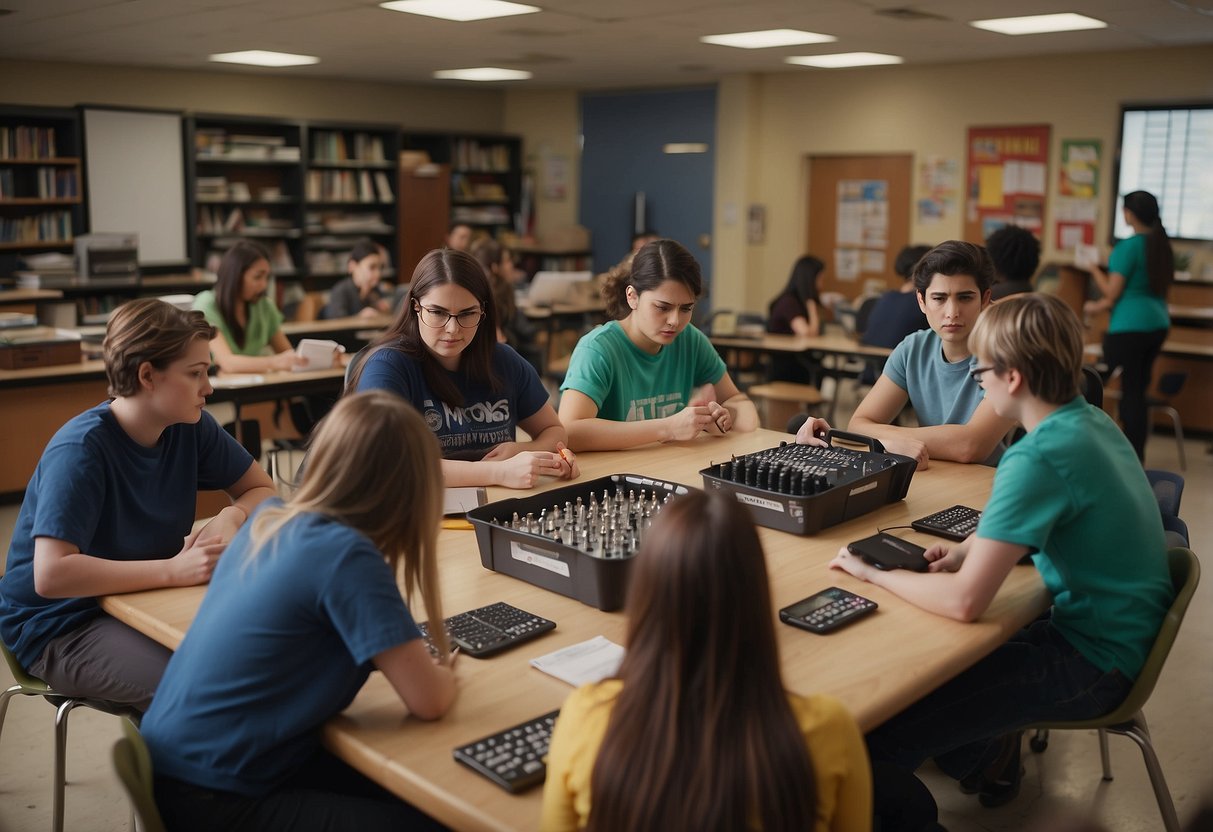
<box><xmin>830</xmin><ymin>293</ymin><xmax>1172</xmax><ymax>808</ymax></box>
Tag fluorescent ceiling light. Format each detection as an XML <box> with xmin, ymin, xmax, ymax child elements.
<box><xmin>433</xmin><ymin>67</ymin><xmax>533</xmax><ymax>81</ymax></box>
<box><xmin>209</xmin><ymin>50</ymin><xmax>319</xmax><ymax>67</ymax></box>
<box><xmin>379</xmin><ymin>0</ymin><xmax>540</xmax><ymax>21</ymax></box>
<box><xmin>786</xmin><ymin>52</ymin><xmax>903</xmax><ymax>68</ymax></box>
<box><xmin>970</xmin><ymin>13</ymin><xmax>1107</xmax><ymax>35</ymax></box>
<box><xmin>663</xmin><ymin>143</ymin><xmax>709</xmax><ymax>154</ymax></box>
<box><xmin>700</xmin><ymin>28</ymin><xmax>836</xmax><ymax>49</ymax></box>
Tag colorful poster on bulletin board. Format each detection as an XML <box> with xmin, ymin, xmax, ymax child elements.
<box><xmin>1054</xmin><ymin>139</ymin><xmax>1101</xmax><ymax>249</ymax></box>
<box><xmin>964</xmin><ymin>124</ymin><xmax>1050</xmax><ymax>243</ymax></box>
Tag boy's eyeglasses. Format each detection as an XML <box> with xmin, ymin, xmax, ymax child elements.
<box><xmin>416</xmin><ymin>305</ymin><xmax>484</xmax><ymax>328</ymax></box>
<box><xmin>969</xmin><ymin>366</ymin><xmax>997</xmax><ymax>382</ymax></box>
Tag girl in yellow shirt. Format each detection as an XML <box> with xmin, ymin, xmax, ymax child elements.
<box><xmin>539</xmin><ymin>489</ymin><xmax>872</xmax><ymax>831</ymax></box>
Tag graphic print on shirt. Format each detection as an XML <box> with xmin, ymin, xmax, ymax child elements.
<box><xmin>624</xmin><ymin>392</ymin><xmax>684</xmax><ymax>422</ymax></box>
<box><xmin>422</xmin><ymin>398</ymin><xmax>513</xmax><ymax>451</ymax></box>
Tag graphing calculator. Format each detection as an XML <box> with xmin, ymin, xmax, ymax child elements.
<box><xmin>779</xmin><ymin>587</ymin><xmax>878</xmax><ymax>634</ymax></box>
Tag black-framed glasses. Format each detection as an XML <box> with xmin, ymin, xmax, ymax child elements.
<box><xmin>415</xmin><ymin>304</ymin><xmax>484</xmax><ymax>329</ymax></box>
<box><xmin>969</xmin><ymin>365</ymin><xmax>997</xmax><ymax>382</ymax></box>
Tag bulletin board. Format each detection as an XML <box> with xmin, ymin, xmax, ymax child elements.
<box><xmin>964</xmin><ymin>124</ymin><xmax>1050</xmax><ymax>243</ymax></box>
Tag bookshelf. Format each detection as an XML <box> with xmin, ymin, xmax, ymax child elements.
<box><xmin>304</xmin><ymin>122</ymin><xmax>400</xmax><ymax>284</ymax></box>
<box><xmin>401</xmin><ymin>132</ymin><xmax>522</xmax><ymax>238</ymax></box>
<box><xmin>186</xmin><ymin>114</ymin><xmax>306</xmax><ymax>286</ymax></box>
<box><xmin>0</xmin><ymin>106</ymin><xmax>85</xmax><ymax>275</ymax></box>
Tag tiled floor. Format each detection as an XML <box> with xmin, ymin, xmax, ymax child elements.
<box><xmin>0</xmin><ymin>393</ymin><xmax>1209</xmax><ymax>831</ymax></box>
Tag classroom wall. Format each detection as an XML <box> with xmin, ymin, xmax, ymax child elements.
<box><xmin>502</xmin><ymin>88</ymin><xmax>580</xmax><ymax>242</ymax></box>
<box><xmin>0</xmin><ymin>59</ymin><xmax>504</xmax><ymax>131</ymax></box>
<box><xmin>737</xmin><ymin>45</ymin><xmax>1213</xmax><ymax>312</ymax></box>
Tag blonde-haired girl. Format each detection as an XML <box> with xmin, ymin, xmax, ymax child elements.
<box><xmin>142</xmin><ymin>391</ymin><xmax>456</xmax><ymax>831</ymax></box>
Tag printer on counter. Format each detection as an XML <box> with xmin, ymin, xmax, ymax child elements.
<box><xmin>75</xmin><ymin>233</ymin><xmax>139</xmax><ymax>286</ymax></box>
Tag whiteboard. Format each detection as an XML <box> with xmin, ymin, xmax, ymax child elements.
<box><xmin>83</xmin><ymin>108</ymin><xmax>188</xmax><ymax>265</ymax></box>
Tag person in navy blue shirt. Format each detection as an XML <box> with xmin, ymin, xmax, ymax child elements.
<box><xmin>351</xmin><ymin>248</ymin><xmax>579</xmax><ymax>489</ymax></box>
<box><xmin>143</xmin><ymin>391</ymin><xmax>457</xmax><ymax>831</ymax></box>
<box><xmin>0</xmin><ymin>299</ymin><xmax>274</xmax><ymax>711</ymax></box>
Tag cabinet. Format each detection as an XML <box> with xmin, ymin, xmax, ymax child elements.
<box><xmin>0</xmin><ymin>106</ymin><xmax>86</xmax><ymax>276</ymax></box>
<box><xmin>304</xmin><ymin>122</ymin><xmax>400</xmax><ymax>285</ymax></box>
<box><xmin>401</xmin><ymin>133</ymin><xmax>521</xmax><ymax>238</ymax></box>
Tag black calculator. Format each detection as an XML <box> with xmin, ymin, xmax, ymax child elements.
<box><xmin>911</xmin><ymin>504</ymin><xmax>982</xmax><ymax>541</ymax></box>
<box><xmin>453</xmin><ymin>709</ymin><xmax>560</xmax><ymax>793</ymax></box>
<box><xmin>780</xmin><ymin>587</ymin><xmax>877</xmax><ymax>634</ymax></box>
<box><xmin>419</xmin><ymin>602</ymin><xmax>555</xmax><ymax>658</ymax></box>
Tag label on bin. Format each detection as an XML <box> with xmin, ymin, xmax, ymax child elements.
<box><xmin>735</xmin><ymin>493</ymin><xmax>785</xmax><ymax>513</ymax></box>
<box><xmin>511</xmin><ymin>542</ymin><xmax>570</xmax><ymax>578</ymax></box>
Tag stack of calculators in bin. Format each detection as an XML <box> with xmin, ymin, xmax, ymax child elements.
<box><xmin>699</xmin><ymin>431</ymin><xmax>917</xmax><ymax>535</ymax></box>
<box><xmin>467</xmin><ymin>474</ymin><xmax>690</xmax><ymax>611</ymax></box>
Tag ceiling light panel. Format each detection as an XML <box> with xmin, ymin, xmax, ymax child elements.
<box><xmin>969</xmin><ymin>13</ymin><xmax>1107</xmax><ymax>35</ymax></box>
<box><xmin>785</xmin><ymin>52</ymin><xmax>903</xmax><ymax>68</ymax></box>
<box><xmin>433</xmin><ymin>67</ymin><xmax>534</xmax><ymax>80</ymax></box>
<box><xmin>700</xmin><ymin>28</ymin><xmax>836</xmax><ymax>49</ymax></box>
<box><xmin>209</xmin><ymin>50</ymin><xmax>319</xmax><ymax>67</ymax></box>
<box><xmin>379</xmin><ymin>0</ymin><xmax>541</xmax><ymax>22</ymax></box>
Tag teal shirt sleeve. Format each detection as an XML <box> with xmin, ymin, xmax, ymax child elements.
<box><xmin>561</xmin><ymin>332</ymin><xmax>615</xmax><ymax>409</ymax></box>
<box><xmin>976</xmin><ymin>443</ymin><xmax>1067</xmax><ymax>552</ymax></box>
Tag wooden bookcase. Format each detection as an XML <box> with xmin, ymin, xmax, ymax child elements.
<box><xmin>401</xmin><ymin>132</ymin><xmax>522</xmax><ymax>239</ymax></box>
<box><xmin>0</xmin><ymin>106</ymin><xmax>86</xmax><ymax>276</ymax></box>
<box><xmin>304</xmin><ymin>121</ymin><xmax>401</xmax><ymax>286</ymax></box>
<box><xmin>397</xmin><ymin>163</ymin><xmax>451</xmax><ymax>281</ymax></box>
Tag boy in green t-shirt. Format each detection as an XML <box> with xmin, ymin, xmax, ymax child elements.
<box><xmin>830</xmin><ymin>293</ymin><xmax>1172</xmax><ymax>808</ymax></box>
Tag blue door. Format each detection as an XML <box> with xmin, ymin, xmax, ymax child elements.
<box><xmin>579</xmin><ymin>87</ymin><xmax>716</xmax><ymax>288</ymax></box>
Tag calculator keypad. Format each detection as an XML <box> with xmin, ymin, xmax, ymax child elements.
<box><xmin>912</xmin><ymin>504</ymin><xmax>982</xmax><ymax>541</ymax></box>
<box><xmin>419</xmin><ymin>602</ymin><xmax>556</xmax><ymax>658</ymax></box>
<box><xmin>453</xmin><ymin>710</ymin><xmax>560</xmax><ymax>792</ymax></box>
<box><xmin>800</xmin><ymin>595</ymin><xmax>877</xmax><ymax>631</ymax></box>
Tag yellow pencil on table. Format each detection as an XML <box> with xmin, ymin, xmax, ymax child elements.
<box><xmin>441</xmin><ymin>518</ymin><xmax>474</xmax><ymax>530</ymax></box>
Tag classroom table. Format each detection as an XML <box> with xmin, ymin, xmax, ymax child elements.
<box><xmin>101</xmin><ymin>428</ymin><xmax>1049</xmax><ymax>832</ymax></box>
<box><xmin>517</xmin><ymin>299</ymin><xmax>607</xmax><ymax>379</ymax></box>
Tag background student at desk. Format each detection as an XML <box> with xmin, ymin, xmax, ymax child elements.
<box><xmin>321</xmin><ymin>238</ymin><xmax>398</xmax><ymax>320</ymax></box>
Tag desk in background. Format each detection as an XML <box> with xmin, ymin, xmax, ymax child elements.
<box><xmin>103</xmin><ymin>429</ymin><xmax>1048</xmax><ymax>832</ymax></box>
<box><xmin>518</xmin><ymin>299</ymin><xmax>607</xmax><ymax>379</ymax></box>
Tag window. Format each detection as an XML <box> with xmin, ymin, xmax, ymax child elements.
<box><xmin>1113</xmin><ymin>104</ymin><xmax>1213</xmax><ymax>242</ymax></box>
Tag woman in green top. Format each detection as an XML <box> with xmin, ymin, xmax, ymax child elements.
<box><xmin>193</xmin><ymin>241</ymin><xmax>305</xmax><ymax>373</ymax></box>
<box><xmin>1087</xmin><ymin>190</ymin><xmax>1174</xmax><ymax>460</ymax></box>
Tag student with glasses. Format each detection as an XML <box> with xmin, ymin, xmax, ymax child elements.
<box><xmin>348</xmin><ymin>249</ymin><xmax>578</xmax><ymax>489</ymax></box>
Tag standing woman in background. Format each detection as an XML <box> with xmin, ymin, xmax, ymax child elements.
<box><xmin>1088</xmin><ymin>190</ymin><xmax>1173</xmax><ymax>460</ymax></box>
<box><xmin>193</xmin><ymin>241</ymin><xmax>306</xmax><ymax>373</ymax></box>
<box><xmin>540</xmin><ymin>489</ymin><xmax>871</xmax><ymax>831</ymax></box>
<box><xmin>767</xmin><ymin>255</ymin><xmax>825</xmax><ymax>384</ymax></box>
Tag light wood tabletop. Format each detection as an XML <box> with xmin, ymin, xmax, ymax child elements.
<box><xmin>710</xmin><ymin>331</ymin><xmax>893</xmax><ymax>360</ymax></box>
<box><xmin>102</xmin><ymin>428</ymin><xmax>1048</xmax><ymax>832</ymax></box>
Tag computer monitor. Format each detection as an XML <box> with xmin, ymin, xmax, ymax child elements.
<box><xmin>526</xmin><ymin>271</ymin><xmax>593</xmax><ymax>306</ymax></box>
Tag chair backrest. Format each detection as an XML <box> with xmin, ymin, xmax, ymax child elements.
<box><xmin>112</xmin><ymin>720</ymin><xmax>167</xmax><ymax>832</ymax></box>
<box><xmin>1099</xmin><ymin>547</ymin><xmax>1199</xmax><ymax>724</ymax></box>
<box><xmin>854</xmin><ymin>295</ymin><xmax>880</xmax><ymax>335</ymax></box>
<box><xmin>1157</xmin><ymin>371</ymin><xmax>1187</xmax><ymax>398</ymax></box>
<box><xmin>1</xmin><ymin>640</ymin><xmax>51</xmax><ymax>693</ymax></box>
<box><xmin>1146</xmin><ymin>469</ymin><xmax>1184</xmax><ymax>518</ymax></box>
<box><xmin>1080</xmin><ymin>365</ymin><xmax>1104</xmax><ymax>409</ymax></box>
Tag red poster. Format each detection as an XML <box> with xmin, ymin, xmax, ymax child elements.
<box><xmin>964</xmin><ymin>124</ymin><xmax>1050</xmax><ymax>244</ymax></box>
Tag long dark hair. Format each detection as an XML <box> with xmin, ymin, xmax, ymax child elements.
<box><xmin>215</xmin><ymin>240</ymin><xmax>270</xmax><ymax>350</ymax></box>
<box><xmin>600</xmin><ymin>239</ymin><xmax>703</xmax><ymax>320</ymax></box>
<box><xmin>1123</xmin><ymin>191</ymin><xmax>1175</xmax><ymax>298</ymax></box>
<box><xmin>585</xmin><ymin>490</ymin><xmax>816</xmax><ymax>832</ymax></box>
<box><xmin>346</xmin><ymin>248</ymin><xmax>500</xmax><ymax>407</ymax></box>
<box><xmin>770</xmin><ymin>255</ymin><xmax>824</xmax><ymax>317</ymax></box>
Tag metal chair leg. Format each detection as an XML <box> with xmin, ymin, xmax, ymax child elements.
<box><xmin>0</xmin><ymin>684</ymin><xmax>21</xmax><ymax>745</ymax></box>
<box><xmin>1098</xmin><ymin>728</ymin><xmax>1113</xmax><ymax>780</ymax></box>
<box><xmin>1115</xmin><ymin>717</ymin><xmax>1181</xmax><ymax>832</ymax></box>
<box><xmin>53</xmin><ymin>699</ymin><xmax>83</xmax><ymax>832</ymax></box>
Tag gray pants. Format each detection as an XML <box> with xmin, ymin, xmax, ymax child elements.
<box><xmin>28</xmin><ymin>615</ymin><xmax>172</xmax><ymax>712</ymax></box>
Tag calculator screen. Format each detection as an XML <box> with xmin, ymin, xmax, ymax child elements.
<box><xmin>785</xmin><ymin>590</ymin><xmax>841</xmax><ymax>617</ymax></box>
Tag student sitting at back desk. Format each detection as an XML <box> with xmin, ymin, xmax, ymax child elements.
<box><xmin>558</xmin><ymin>239</ymin><xmax>758</xmax><ymax>451</ymax></box>
<box><xmin>143</xmin><ymin>392</ymin><xmax>455</xmax><ymax>831</ymax></box>
<box><xmin>322</xmin><ymin>238</ymin><xmax>396</xmax><ymax>319</ymax></box>
<box><xmin>985</xmin><ymin>225</ymin><xmax>1040</xmax><ymax>301</ymax></box>
<box><xmin>830</xmin><ymin>293</ymin><xmax>1172</xmax><ymax>810</ymax></box>
<box><xmin>541</xmin><ymin>489</ymin><xmax>872</xmax><ymax>831</ymax></box>
<box><xmin>0</xmin><ymin>299</ymin><xmax>274</xmax><ymax>712</ymax></box>
<box><xmin>848</xmin><ymin>241</ymin><xmax>1015</xmax><ymax>469</ymax></box>
<box><xmin>858</xmin><ymin>244</ymin><xmax>931</xmax><ymax>349</ymax></box>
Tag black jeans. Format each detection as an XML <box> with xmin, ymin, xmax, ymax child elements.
<box><xmin>866</xmin><ymin>618</ymin><xmax>1132</xmax><ymax>781</ymax></box>
<box><xmin>1103</xmin><ymin>328</ymin><xmax>1168</xmax><ymax>461</ymax></box>
<box><xmin>154</xmin><ymin>750</ymin><xmax>448</xmax><ymax>832</ymax></box>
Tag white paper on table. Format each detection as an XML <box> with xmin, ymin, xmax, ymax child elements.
<box><xmin>294</xmin><ymin>338</ymin><xmax>341</xmax><ymax>371</ymax></box>
<box><xmin>530</xmin><ymin>636</ymin><xmax>625</xmax><ymax>687</ymax></box>
<box><xmin>443</xmin><ymin>486</ymin><xmax>486</xmax><ymax>515</ymax></box>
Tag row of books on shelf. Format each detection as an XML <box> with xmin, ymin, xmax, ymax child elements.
<box><xmin>311</xmin><ymin>131</ymin><xmax>388</xmax><ymax>163</ymax></box>
<box><xmin>306</xmin><ymin>169</ymin><xmax>393</xmax><ymax>203</ymax></box>
<box><xmin>452</xmin><ymin>173</ymin><xmax>507</xmax><ymax>202</ymax></box>
<box><xmin>0</xmin><ymin>167</ymin><xmax>79</xmax><ymax>199</ymax></box>
<box><xmin>452</xmin><ymin>204</ymin><xmax>511</xmax><ymax>225</ymax></box>
<box><xmin>306</xmin><ymin>211</ymin><xmax>393</xmax><ymax>236</ymax></box>
<box><xmin>195</xmin><ymin>129</ymin><xmax>301</xmax><ymax>161</ymax></box>
<box><xmin>452</xmin><ymin>139</ymin><xmax>511</xmax><ymax>173</ymax></box>
<box><xmin>197</xmin><ymin>206</ymin><xmax>298</xmax><ymax>236</ymax></box>
<box><xmin>196</xmin><ymin>177</ymin><xmax>289</xmax><ymax>203</ymax></box>
<box><xmin>1</xmin><ymin>210</ymin><xmax>73</xmax><ymax>243</ymax></box>
<box><xmin>0</xmin><ymin>126</ymin><xmax>64</xmax><ymax>160</ymax></box>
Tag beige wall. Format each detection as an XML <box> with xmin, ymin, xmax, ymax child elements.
<box><xmin>502</xmin><ymin>88</ymin><xmax>581</xmax><ymax>242</ymax></box>
<box><xmin>723</xmin><ymin>45</ymin><xmax>1213</xmax><ymax>310</ymax></box>
<box><xmin>0</xmin><ymin>59</ymin><xmax>503</xmax><ymax>131</ymax></box>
